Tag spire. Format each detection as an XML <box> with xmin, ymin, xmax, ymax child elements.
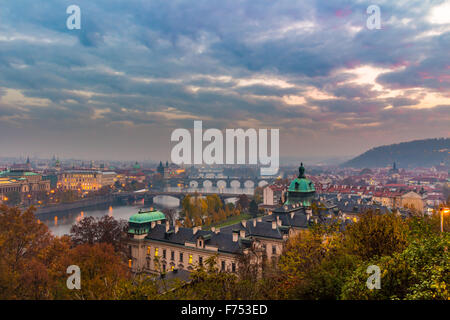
<box><xmin>298</xmin><ymin>163</ymin><xmax>306</xmax><ymax>178</ymax></box>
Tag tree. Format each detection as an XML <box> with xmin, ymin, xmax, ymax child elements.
<box><xmin>249</xmin><ymin>200</ymin><xmax>258</xmax><ymax>217</ymax></box>
<box><xmin>51</xmin><ymin>243</ymin><xmax>130</xmax><ymax>300</ymax></box>
<box><xmin>162</xmin><ymin>208</ymin><xmax>176</xmax><ymax>224</ymax></box>
<box><xmin>341</xmin><ymin>233</ymin><xmax>449</xmax><ymax>300</ymax></box>
<box><xmin>0</xmin><ymin>205</ymin><xmax>53</xmax><ymax>299</ymax></box>
<box><xmin>343</xmin><ymin>211</ymin><xmax>408</xmax><ymax>260</ymax></box>
<box><xmin>253</xmin><ymin>187</ymin><xmax>264</xmax><ymax>204</ymax></box>
<box><xmin>70</xmin><ymin>215</ymin><xmax>128</xmax><ymax>256</ymax></box>
<box><xmin>236</xmin><ymin>194</ymin><xmax>250</xmax><ymax>211</ymax></box>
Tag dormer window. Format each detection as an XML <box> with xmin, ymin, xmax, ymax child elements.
<box><xmin>197</xmin><ymin>239</ymin><xmax>203</xmax><ymax>248</ymax></box>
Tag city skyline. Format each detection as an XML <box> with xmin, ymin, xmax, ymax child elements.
<box><xmin>0</xmin><ymin>1</ymin><xmax>449</xmax><ymax>161</ymax></box>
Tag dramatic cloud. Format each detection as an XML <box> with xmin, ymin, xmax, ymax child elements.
<box><xmin>0</xmin><ymin>0</ymin><xmax>449</xmax><ymax>161</ymax></box>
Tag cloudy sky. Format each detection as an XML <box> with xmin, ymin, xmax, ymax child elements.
<box><xmin>0</xmin><ymin>0</ymin><xmax>449</xmax><ymax>162</ymax></box>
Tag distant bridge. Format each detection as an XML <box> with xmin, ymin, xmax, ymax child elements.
<box><xmin>165</xmin><ymin>176</ymin><xmax>276</xmax><ymax>188</ymax></box>
<box><xmin>113</xmin><ymin>189</ymin><xmax>251</xmax><ymax>204</ymax></box>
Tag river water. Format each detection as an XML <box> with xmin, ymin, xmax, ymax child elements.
<box><xmin>43</xmin><ymin>195</ymin><xmax>181</xmax><ymax>237</ymax></box>
<box><xmin>42</xmin><ymin>190</ymin><xmax>244</xmax><ymax>237</ymax></box>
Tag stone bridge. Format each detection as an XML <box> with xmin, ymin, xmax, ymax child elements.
<box><xmin>113</xmin><ymin>190</ymin><xmax>250</xmax><ymax>205</ymax></box>
<box><xmin>165</xmin><ymin>176</ymin><xmax>276</xmax><ymax>189</ymax></box>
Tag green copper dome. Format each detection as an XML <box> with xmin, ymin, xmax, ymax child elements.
<box><xmin>129</xmin><ymin>209</ymin><xmax>165</xmax><ymax>224</ymax></box>
<box><xmin>287</xmin><ymin>163</ymin><xmax>315</xmax><ymax>193</ymax></box>
<box><xmin>284</xmin><ymin>163</ymin><xmax>315</xmax><ymax>207</ymax></box>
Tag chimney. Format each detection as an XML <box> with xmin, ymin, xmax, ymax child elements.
<box><xmin>306</xmin><ymin>209</ymin><xmax>312</xmax><ymax>221</ymax></box>
<box><xmin>197</xmin><ymin>226</ymin><xmax>202</xmax><ymax>230</ymax></box>
<box><xmin>290</xmin><ymin>211</ymin><xmax>295</xmax><ymax>219</ymax></box>
<box><xmin>193</xmin><ymin>227</ymin><xmax>198</xmax><ymax>234</ymax></box>
<box><xmin>277</xmin><ymin>217</ymin><xmax>282</xmax><ymax>227</ymax></box>
<box><xmin>239</xmin><ymin>229</ymin><xmax>245</xmax><ymax>238</ymax></box>
<box><xmin>257</xmin><ymin>217</ymin><xmax>262</xmax><ymax>222</ymax></box>
<box><xmin>215</xmin><ymin>228</ymin><xmax>220</xmax><ymax>234</ymax></box>
<box><xmin>175</xmin><ymin>225</ymin><xmax>179</xmax><ymax>234</ymax></box>
<box><xmin>157</xmin><ymin>220</ymin><xmax>161</xmax><ymax>224</ymax></box>
<box><xmin>253</xmin><ymin>219</ymin><xmax>257</xmax><ymax>227</ymax></box>
<box><xmin>165</xmin><ymin>221</ymin><xmax>170</xmax><ymax>232</ymax></box>
<box><xmin>232</xmin><ymin>231</ymin><xmax>238</xmax><ymax>242</ymax></box>
<box><xmin>211</xmin><ymin>227</ymin><xmax>216</xmax><ymax>233</ymax></box>
<box><xmin>272</xmin><ymin>220</ymin><xmax>277</xmax><ymax>230</ymax></box>
<box><xmin>151</xmin><ymin>221</ymin><xmax>156</xmax><ymax>229</ymax></box>
<box><xmin>241</xmin><ymin>220</ymin><xmax>247</xmax><ymax>228</ymax></box>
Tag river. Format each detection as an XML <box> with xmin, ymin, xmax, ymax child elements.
<box><xmin>42</xmin><ymin>195</ymin><xmax>181</xmax><ymax>237</ymax></box>
<box><xmin>42</xmin><ymin>188</ymin><xmax>246</xmax><ymax>237</ymax></box>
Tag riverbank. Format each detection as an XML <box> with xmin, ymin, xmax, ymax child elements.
<box><xmin>34</xmin><ymin>196</ymin><xmax>115</xmax><ymax>217</ymax></box>
<box><xmin>203</xmin><ymin>213</ymin><xmax>253</xmax><ymax>230</ymax></box>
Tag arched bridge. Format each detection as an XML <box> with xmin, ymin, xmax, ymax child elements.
<box><xmin>165</xmin><ymin>176</ymin><xmax>276</xmax><ymax>189</ymax></box>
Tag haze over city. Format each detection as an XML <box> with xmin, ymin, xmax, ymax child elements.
<box><xmin>0</xmin><ymin>0</ymin><xmax>449</xmax><ymax>161</ymax></box>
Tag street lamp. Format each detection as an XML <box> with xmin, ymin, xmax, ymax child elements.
<box><xmin>440</xmin><ymin>207</ymin><xmax>450</xmax><ymax>233</ymax></box>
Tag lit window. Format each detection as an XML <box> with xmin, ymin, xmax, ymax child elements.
<box><xmin>147</xmin><ymin>246</ymin><xmax>151</xmax><ymax>255</ymax></box>
<box><xmin>155</xmin><ymin>248</ymin><xmax>159</xmax><ymax>257</ymax></box>
<box><xmin>189</xmin><ymin>254</ymin><xmax>193</xmax><ymax>264</ymax></box>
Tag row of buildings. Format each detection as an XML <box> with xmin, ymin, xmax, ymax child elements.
<box><xmin>262</xmin><ymin>177</ymin><xmax>447</xmax><ymax>214</ymax></box>
<box><xmin>0</xmin><ymin>168</ymin><xmax>119</xmax><ymax>205</ymax></box>
<box><xmin>127</xmin><ymin>164</ymin><xmax>348</xmax><ymax>275</ymax></box>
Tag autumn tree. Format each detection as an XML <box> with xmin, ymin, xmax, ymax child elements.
<box><xmin>70</xmin><ymin>215</ymin><xmax>128</xmax><ymax>256</ymax></box>
<box><xmin>236</xmin><ymin>194</ymin><xmax>250</xmax><ymax>211</ymax></box>
<box><xmin>0</xmin><ymin>205</ymin><xmax>53</xmax><ymax>299</ymax></box>
<box><xmin>343</xmin><ymin>210</ymin><xmax>409</xmax><ymax>260</ymax></box>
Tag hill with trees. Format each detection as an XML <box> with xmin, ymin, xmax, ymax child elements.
<box><xmin>341</xmin><ymin>138</ymin><xmax>449</xmax><ymax>168</ymax></box>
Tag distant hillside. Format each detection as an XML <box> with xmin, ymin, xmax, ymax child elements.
<box><xmin>341</xmin><ymin>138</ymin><xmax>450</xmax><ymax>168</ymax></box>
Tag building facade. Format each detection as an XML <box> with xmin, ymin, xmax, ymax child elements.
<box><xmin>127</xmin><ymin>164</ymin><xmax>319</xmax><ymax>275</ymax></box>
<box><xmin>58</xmin><ymin>170</ymin><xmax>117</xmax><ymax>191</ymax></box>
<box><xmin>0</xmin><ymin>170</ymin><xmax>50</xmax><ymax>203</ymax></box>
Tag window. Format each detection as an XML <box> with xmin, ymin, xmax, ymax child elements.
<box><xmin>272</xmin><ymin>245</ymin><xmax>276</xmax><ymax>255</ymax></box>
<box><xmin>189</xmin><ymin>254</ymin><xmax>193</xmax><ymax>264</ymax></box>
<box><xmin>171</xmin><ymin>265</ymin><xmax>174</xmax><ymax>271</ymax></box>
<box><xmin>163</xmin><ymin>249</ymin><xmax>166</xmax><ymax>259</ymax></box>
<box><xmin>199</xmin><ymin>256</ymin><xmax>203</xmax><ymax>266</ymax></box>
<box><xmin>179</xmin><ymin>252</ymin><xmax>183</xmax><ymax>262</ymax></box>
<box><xmin>171</xmin><ymin>251</ymin><xmax>175</xmax><ymax>261</ymax></box>
<box><xmin>221</xmin><ymin>261</ymin><xmax>225</xmax><ymax>271</ymax></box>
<box><xmin>147</xmin><ymin>246</ymin><xmax>151</xmax><ymax>255</ymax></box>
<box><xmin>155</xmin><ymin>248</ymin><xmax>159</xmax><ymax>257</ymax></box>
<box><xmin>232</xmin><ymin>263</ymin><xmax>236</xmax><ymax>273</ymax></box>
<box><xmin>162</xmin><ymin>264</ymin><xmax>166</xmax><ymax>271</ymax></box>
